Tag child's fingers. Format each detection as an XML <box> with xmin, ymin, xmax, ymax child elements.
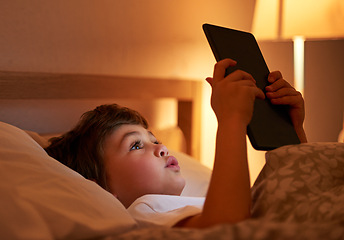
<box><xmin>266</xmin><ymin>87</ymin><xmax>298</xmax><ymax>99</ymax></box>
<box><xmin>235</xmin><ymin>81</ymin><xmax>265</xmax><ymax>100</ymax></box>
<box><xmin>213</xmin><ymin>59</ymin><xmax>237</xmax><ymax>82</ymax></box>
<box><xmin>265</xmin><ymin>78</ymin><xmax>292</xmax><ymax>92</ymax></box>
<box><xmin>254</xmin><ymin>87</ymin><xmax>266</xmax><ymax>100</ymax></box>
<box><xmin>268</xmin><ymin>71</ymin><xmax>283</xmax><ymax>83</ymax></box>
<box><xmin>267</xmin><ymin>85</ymin><xmax>302</xmax><ymax>105</ymax></box>
<box><xmin>269</xmin><ymin>94</ymin><xmax>303</xmax><ymax>106</ymax></box>
<box><xmin>206</xmin><ymin>74</ymin><xmax>254</xmax><ymax>87</ymax></box>
<box><xmin>228</xmin><ymin>70</ymin><xmax>255</xmax><ymax>83</ymax></box>
<box><xmin>206</xmin><ymin>77</ymin><xmax>213</xmax><ymax>86</ymax></box>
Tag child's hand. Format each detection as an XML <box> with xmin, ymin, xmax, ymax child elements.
<box><xmin>265</xmin><ymin>71</ymin><xmax>307</xmax><ymax>142</ymax></box>
<box><xmin>206</xmin><ymin>59</ymin><xmax>265</xmax><ymax>126</ymax></box>
<box><xmin>265</xmin><ymin>71</ymin><xmax>305</xmax><ymax>129</ymax></box>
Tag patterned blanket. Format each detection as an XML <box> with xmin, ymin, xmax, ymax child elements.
<box><xmin>115</xmin><ymin>142</ymin><xmax>344</xmax><ymax>240</ymax></box>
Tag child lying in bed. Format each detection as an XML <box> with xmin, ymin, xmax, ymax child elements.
<box><xmin>45</xmin><ymin>58</ymin><xmax>307</xmax><ymax>228</ymax></box>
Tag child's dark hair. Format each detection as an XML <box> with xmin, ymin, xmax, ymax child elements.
<box><xmin>45</xmin><ymin>104</ymin><xmax>148</xmax><ymax>191</ymax></box>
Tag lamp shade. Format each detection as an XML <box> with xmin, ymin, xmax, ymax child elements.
<box><xmin>252</xmin><ymin>0</ymin><xmax>344</xmax><ymax>39</ymax></box>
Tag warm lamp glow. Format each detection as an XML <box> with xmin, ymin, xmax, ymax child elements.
<box><xmin>253</xmin><ymin>0</ymin><xmax>344</xmax><ymax>39</ymax></box>
<box><xmin>293</xmin><ymin>36</ymin><xmax>305</xmax><ymax>95</ymax></box>
<box><xmin>251</xmin><ymin>0</ymin><xmax>280</xmax><ymax>39</ymax></box>
<box><xmin>283</xmin><ymin>0</ymin><xmax>344</xmax><ymax>39</ymax></box>
<box><xmin>253</xmin><ymin>0</ymin><xmax>344</xmax><ymax>95</ymax></box>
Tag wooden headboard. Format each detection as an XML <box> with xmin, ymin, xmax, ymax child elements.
<box><xmin>0</xmin><ymin>71</ymin><xmax>202</xmax><ymax>160</ymax></box>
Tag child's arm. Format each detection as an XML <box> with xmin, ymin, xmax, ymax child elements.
<box><xmin>177</xmin><ymin>58</ymin><xmax>265</xmax><ymax>228</ymax></box>
<box><xmin>177</xmin><ymin>61</ymin><xmax>307</xmax><ymax>228</ymax></box>
<box><xmin>265</xmin><ymin>71</ymin><xmax>307</xmax><ymax>143</ymax></box>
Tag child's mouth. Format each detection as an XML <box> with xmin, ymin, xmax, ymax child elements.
<box><xmin>165</xmin><ymin>156</ymin><xmax>180</xmax><ymax>171</ymax></box>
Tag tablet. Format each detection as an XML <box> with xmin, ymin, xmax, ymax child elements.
<box><xmin>203</xmin><ymin>23</ymin><xmax>300</xmax><ymax>150</ymax></box>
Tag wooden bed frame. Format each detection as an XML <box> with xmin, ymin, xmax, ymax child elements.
<box><xmin>0</xmin><ymin>71</ymin><xmax>203</xmax><ymax>160</ymax></box>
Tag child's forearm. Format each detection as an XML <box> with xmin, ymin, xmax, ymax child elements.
<box><xmin>178</xmin><ymin>116</ymin><xmax>251</xmax><ymax>228</ymax></box>
<box><xmin>204</xmin><ymin>117</ymin><xmax>251</xmax><ymax>223</ymax></box>
<box><xmin>295</xmin><ymin>126</ymin><xmax>307</xmax><ymax>143</ymax></box>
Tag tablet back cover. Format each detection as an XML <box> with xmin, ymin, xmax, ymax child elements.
<box><xmin>203</xmin><ymin>23</ymin><xmax>300</xmax><ymax>150</ymax></box>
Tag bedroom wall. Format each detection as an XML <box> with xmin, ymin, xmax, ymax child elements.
<box><xmin>0</xmin><ymin>0</ymin><xmax>255</xmax><ymax>78</ymax></box>
<box><xmin>304</xmin><ymin>39</ymin><xmax>344</xmax><ymax>143</ymax></box>
<box><xmin>0</xmin><ymin>0</ymin><xmax>256</xmax><ymax>168</ymax></box>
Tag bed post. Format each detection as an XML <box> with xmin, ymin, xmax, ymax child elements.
<box><xmin>178</xmin><ymin>81</ymin><xmax>202</xmax><ymax>161</ymax></box>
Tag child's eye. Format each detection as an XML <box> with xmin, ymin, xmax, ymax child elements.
<box><xmin>130</xmin><ymin>140</ymin><xmax>143</xmax><ymax>151</ymax></box>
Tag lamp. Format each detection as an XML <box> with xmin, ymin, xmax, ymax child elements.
<box><xmin>252</xmin><ymin>0</ymin><xmax>344</xmax><ymax>94</ymax></box>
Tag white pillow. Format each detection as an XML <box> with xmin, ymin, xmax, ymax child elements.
<box><xmin>0</xmin><ymin>122</ymin><xmax>137</xmax><ymax>239</ymax></box>
<box><xmin>173</xmin><ymin>150</ymin><xmax>211</xmax><ymax>197</ymax></box>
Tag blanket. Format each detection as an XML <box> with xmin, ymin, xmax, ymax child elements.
<box><xmin>115</xmin><ymin>142</ymin><xmax>344</xmax><ymax>240</ymax></box>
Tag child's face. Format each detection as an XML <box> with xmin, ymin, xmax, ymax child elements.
<box><xmin>103</xmin><ymin>124</ymin><xmax>186</xmax><ymax>208</ymax></box>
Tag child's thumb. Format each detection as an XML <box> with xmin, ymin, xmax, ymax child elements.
<box><xmin>205</xmin><ymin>77</ymin><xmax>213</xmax><ymax>86</ymax></box>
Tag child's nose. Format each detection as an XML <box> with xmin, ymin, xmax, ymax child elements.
<box><xmin>155</xmin><ymin>144</ymin><xmax>169</xmax><ymax>157</ymax></box>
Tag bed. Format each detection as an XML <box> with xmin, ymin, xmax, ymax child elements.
<box><xmin>1</xmin><ymin>71</ymin><xmax>344</xmax><ymax>240</ymax></box>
